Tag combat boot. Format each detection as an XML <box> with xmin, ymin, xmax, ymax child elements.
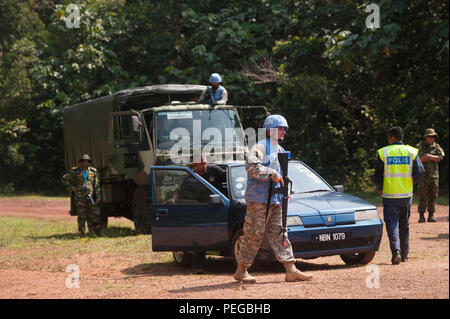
<box><xmin>418</xmin><ymin>212</ymin><xmax>426</xmax><ymax>223</ymax></box>
<box><xmin>282</xmin><ymin>261</ymin><xmax>313</xmax><ymax>282</ymax></box>
<box><xmin>427</xmin><ymin>212</ymin><xmax>437</xmax><ymax>222</ymax></box>
<box><xmin>234</xmin><ymin>262</ymin><xmax>256</xmax><ymax>283</ymax></box>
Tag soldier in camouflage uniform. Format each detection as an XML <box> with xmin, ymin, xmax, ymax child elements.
<box><xmin>416</xmin><ymin>128</ymin><xmax>445</xmax><ymax>223</ymax></box>
<box><xmin>62</xmin><ymin>154</ymin><xmax>102</xmax><ymax>237</ymax></box>
<box><xmin>234</xmin><ymin>115</ymin><xmax>312</xmax><ymax>283</ymax></box>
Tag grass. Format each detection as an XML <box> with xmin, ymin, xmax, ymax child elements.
<box><xmin>0</xmin><ymin>216</ymin><xmax>170</xmax><ymax>272</ymax></box>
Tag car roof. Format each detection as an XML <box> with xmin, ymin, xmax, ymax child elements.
<box><xmin>215</xmin><ymin>160</ymin><xmax>304</xmax><ymax>167</ymax></box>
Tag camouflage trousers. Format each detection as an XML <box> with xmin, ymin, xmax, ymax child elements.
<box><xmin>418</xmin><ymin>178</ymin><xmax>439</xmax><ymax>214</ymax></box>
<box><xmin>238</xmin><ymin>201</ymin><xmax>295</xmax><ymax>267</ymax></box>
<box><xmin>76</xmin><ymin>200</ymin><xmax>101</xmax><ymax>234</ymax></box>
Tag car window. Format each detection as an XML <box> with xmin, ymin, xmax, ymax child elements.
<box><xmin>289</xmin><ymin>162</ymin><xmax>333</xmax><ymax>193</ymax></box>
<box><xmin>154</xmin><ymin>169</ymin><xmax>214</xmax><ymax>205</ymax></box>
<box><xmin>229</xmin><ymin>162</ymin><xmax>332</xmax><ymax>198</ymax></box>
<box><xmin>230</xmin><ymin>166</ymin><xmax>247</xmax><ymax>199</ymax></box>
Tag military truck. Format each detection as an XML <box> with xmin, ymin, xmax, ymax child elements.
<box><xmin>63</xmin><ymin>84</ymin><xmax>268</xmax><ymax>233</ymax></box>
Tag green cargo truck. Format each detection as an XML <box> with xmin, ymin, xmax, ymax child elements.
<box><xmin>63</xmin><ymin>84</ymin><xmax>268</xmax><ymax>233</ymax></box>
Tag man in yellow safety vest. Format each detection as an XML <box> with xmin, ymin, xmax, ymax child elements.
<box><xmin>373</xmin><ymin>126</ymin><xmax>424</xmax><ymax>264</ymax></box>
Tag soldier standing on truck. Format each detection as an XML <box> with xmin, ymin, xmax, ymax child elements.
<box><xmin>198</xmin><ymin>73</ymin><xmax>228</xmax><ymax>105</ymax></box>
<box><xmin>234</xmin><ymin>115</ymin><xmax>313</xmax><ymax>283</ymax></box>
<box><xmin>62</xmin><ymin>154</ymin><xmax>102</xmax><ymax>237</ymax></box>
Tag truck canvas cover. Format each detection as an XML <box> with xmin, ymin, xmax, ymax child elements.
<box><xmin>63</xmin><ymin>84</ymin><xmax>206</xmax><ymax>170</ymax></box>
<box><xmin>63</xmin><ymin>94</ymin><xmax>114</xmax><ymax>170</ymax></box>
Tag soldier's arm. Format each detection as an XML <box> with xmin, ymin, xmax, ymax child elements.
<box><xmin>417</xmin><ymin>143</ymin><xmax>429</xmax><ymax>162</ymax></box>
<box><xmin>427</xmin><ymin>155</ymin><xmax>442</xmax><ymax>162</ymax></box>
<box><xmin>215</xmin><ymin>88</ymin><xmax>228</xmax><ymax>105</ymax></box>
<box><xmin>198</xmin><ymin>90</ymin><xmax>207</xmax><ymax>103</ymax></box>
<box><xmin>61</xmin><ymin>170</ymin><xmax>77</xmax><ymax>193</ymax></box>
<box><xmin>93</xmin><ymin>170</ymin><xmax>102</xmax><ymax>202</ymax></box>
<box><xmin>436</xmin><ymin>144</ymin><xmax>445</xmax><ymax>160</ymax></box>
<box><xmin>245</xmin><ymin>143</ymin><xmax>280</xmax><ymax>181</ymax></box>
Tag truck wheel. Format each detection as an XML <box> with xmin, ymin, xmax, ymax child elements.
<box><xmin>173</xmin><ymin>251</ymin><xmax>194</xmax><ymax>268</ymax></box>
<box><xmin>340</xmin><ymin>251</ymin><xmax>376</xmax><ymax>265</ymax></box>
<box><xmin>132</xmin><ymin>187</ymin><xmax>151</xmax><ymax>234</ymax></box>
<box><xmin>100</xmin><ymin>211</ymin><xmax>108</xmax><ymax>229</ymax></box>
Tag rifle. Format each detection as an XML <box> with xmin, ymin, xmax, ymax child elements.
<box><xmin>278</xmin><ymin>151</ymin><xmax>291</xmax><ymax>247</ymax></box>
<box><xmin>207</xmin><ymin>86</ymin><xmax>216</xmax><ymax>107</ymax></box>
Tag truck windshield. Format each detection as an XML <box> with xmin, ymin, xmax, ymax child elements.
<box><xmin>155</xmin><ymin>109</ymin><xmax>244</xmax><ymax>150</ymax></box>
<box><xmin>229</xmin><ymin>162</ymin><xmax>333</xmax><ymax>199</ymax></box>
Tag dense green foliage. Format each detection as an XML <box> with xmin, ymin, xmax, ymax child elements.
<box><xmin>0</xmin><ymin>0</ymin><xmax>448</xmax><ymax>194</ymax></box>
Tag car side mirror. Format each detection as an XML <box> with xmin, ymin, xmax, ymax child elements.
<box><xmin>209</xmin><ymin>194</ymin><xmax>225</xmax><ymax>207</ymax></box>
<box><xmin>334</xmin><ymin>185</ymin><xmax>344</xmax><ymax>193</ymax></box>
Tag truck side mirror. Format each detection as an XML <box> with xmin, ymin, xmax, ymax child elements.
<box><xmin>334</xmin><ymin>185</ymin><xmax>344</xmax><ymax>193</ymax></box>
<box><xmin>131</xmin><ymin>115</ymin><xmax>141</xmax><ymax>132</ymax></box>
<box><xmin>209</xmin><ymin>194</ymin><xmax>225</xmax><ymax>207</ymax></box>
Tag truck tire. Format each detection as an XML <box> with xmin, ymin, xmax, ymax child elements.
<box><xmin>340</xmin><ymin>250</ymin><xmax>376</xmax><ymax>265</ymax></box>
<box><xmin>132</xmin><ymin>187</ymin><xmax>151</xmax><ymax>234</ymax></box>
<box><xmin>173</xmin><ymin>251</ymin><xmax>194</xmax><ymax>268</ymax></box>
<box><xmin>100</xmin><ymin>210</ymin><xmax>108</xmax><ymax>229</ymax></box>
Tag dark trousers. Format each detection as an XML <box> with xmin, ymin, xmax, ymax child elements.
<box><xmin>382</xmin><ymin>197</ymin><xmax>412</xmax><ymax>259</ymax></box>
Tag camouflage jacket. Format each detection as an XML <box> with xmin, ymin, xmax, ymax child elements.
<box><xmin>245</xmin><ymin>138</ymin><xmax>284</xmax><ymax>204</ymax></box>
<box><xmin>416</xmin><ymin>140</ymin><xmax>445</xmax><ymax>179</ymax></box>
<box><xmin>62</xmin><ymin>166</ymin><xmax>101</xmax><ymax>202</ymax></box>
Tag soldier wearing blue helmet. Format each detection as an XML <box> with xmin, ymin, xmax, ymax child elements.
<box><xmin>234</xmin><ymin>115</ymin><xmax>313</xmax><ymax>283</ymax></box>
<box><xmin>198</xmin><ymin>73</ymin><xmax>228</xmax><ymax>105</ymax></box>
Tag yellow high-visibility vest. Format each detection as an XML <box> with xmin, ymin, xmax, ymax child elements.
<box><xmin>377</xmin><ymin>144</ymin><xmax>419</xmax><ymax>198</ymax></box>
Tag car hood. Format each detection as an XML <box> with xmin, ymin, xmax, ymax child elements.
<box><xmin>288</xmin><ymin>191</ymin><xmax>376</xmax><ymax>216</ymax></box>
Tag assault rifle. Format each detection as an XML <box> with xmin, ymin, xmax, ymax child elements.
<box><xmin>278</xmin><ymin>151</ymin><xmax>291</xmax><ymax>247</ymax></box>
<box><xmin>206</xmin><ymin>86</ymin><xmax>216</xmax><ymax>107</ymax></box>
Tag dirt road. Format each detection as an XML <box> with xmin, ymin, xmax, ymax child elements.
<box><xmin>0</xmin><ymin>197</ymin><xmax>448</xmax><ymax>299</ymax></box>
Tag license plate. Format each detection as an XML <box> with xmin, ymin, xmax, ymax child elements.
<box><xmin>312</xmin><ymin>232</ymin><xmax>351</xmax><ymax>242</ymax></box>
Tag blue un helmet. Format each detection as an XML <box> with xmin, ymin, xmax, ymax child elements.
<box><xmin>209</xmin><ymin>73</ymin><xmax>222</xmax><ymax>84</ymax></box>
<box><xmin>263</xmin><ymin>114</ymin><xmax>289</xmax><ymax>132</ymax></box>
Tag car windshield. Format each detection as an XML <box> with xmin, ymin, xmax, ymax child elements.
<box><xmin>229</xmin><ymin>162</ymin><xmax>332</xmax><ymax>199</ymax></box>
<box><xmin>155</xmin><ymin>109</ymin><xmax>244</xmax><ymax>150</ymax></box>
<box><xmin>288</xmin><ymin>162</ymin><xmax>333</xmax><ymax>193</ymax></box>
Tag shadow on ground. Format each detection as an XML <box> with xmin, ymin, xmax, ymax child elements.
<box><xmin>421</xmin><ymin>233</ymin><xmax>449</xmax><ymax>241</ymax></box>
<box><xmin>121</xmin><ymin>255</ymin><xmax>361</xmax><ymax>279</ymax></box>
<box><xmin>27</xmin><ymin>226</ymin><xmax>138</xmax><ymax>241</ymax></box>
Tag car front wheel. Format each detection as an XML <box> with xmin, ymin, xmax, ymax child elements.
<box><xmin>340</xmin><ymin>251</ymin><xmax>376</xmax><ymax>265</ymax></box>
<box><xmin>231</xmin><ymin>229</ymin><xmax>244</xmax><ymax>267</ymax></box>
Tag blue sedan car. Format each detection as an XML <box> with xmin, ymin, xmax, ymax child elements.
<box><xmin>149</xmin><ymin>161</ymin><xmax>383</xmax><ymax>267</ymax></box>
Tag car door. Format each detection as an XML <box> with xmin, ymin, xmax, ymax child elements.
<box><xmin>149</xmin><ymin>166</ymin><xmax>230</xmax><ymax>251</ymax></box>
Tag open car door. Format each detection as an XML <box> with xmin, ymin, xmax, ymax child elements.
<box><xmin>149</xmin><ymin>166</ymin><xmax>230</xmax><ymax>251</ymax></box>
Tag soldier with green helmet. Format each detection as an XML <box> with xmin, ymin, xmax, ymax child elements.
<box><xmin>62</xmin><ymin>154</ymin><xmax>102</xmax><ymax>237</ymax></box>
<box><xmin>416</xmin><ymin>128</ymin><xmax>445</xmax><ymax>223</ymax></box>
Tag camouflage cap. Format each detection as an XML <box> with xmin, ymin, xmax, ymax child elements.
<box><xmin>424</xmin><ymin>128</ymin><xmax>438</xmax><ymax>137</ymax></box>
<box><xmin>78</xmin><ymin>154</ymin><xmax>92</xmax><ymax>163</ymax></box>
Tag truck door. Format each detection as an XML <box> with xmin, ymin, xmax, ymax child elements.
<box><xmin>107</xmin><ymin>110</ymin><xmax>148</xmax><ymax>177</ymax></box>
<box><xmin>149</xmin><ymin>166</ymin><xmax>230</xmax><ymax>252</ymax></box>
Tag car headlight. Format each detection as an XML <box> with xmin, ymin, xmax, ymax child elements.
<box><xmin>287</xmin><ymin>216</ymin><xmax>303</xmax><ymax>226</ymax></box>
<box><xmin>354</xmin><ymin>209</ymin><xmax>379</xmax><ymax>221</ymax></box>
